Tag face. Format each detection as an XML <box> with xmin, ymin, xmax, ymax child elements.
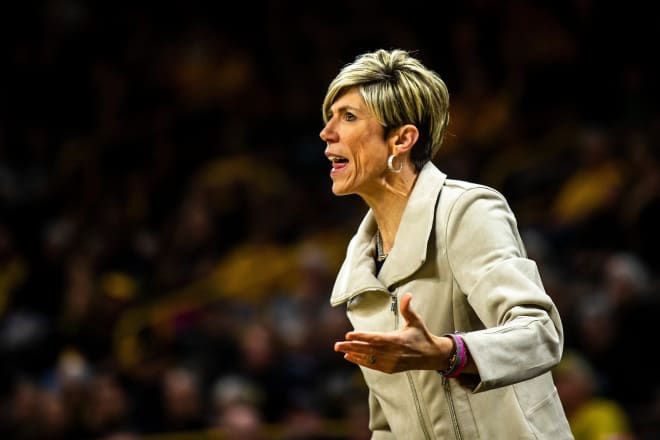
<box><xmin>320</xmin><ymin>87</ymin><xmax>390</xmax><ymax>197</ymax></box>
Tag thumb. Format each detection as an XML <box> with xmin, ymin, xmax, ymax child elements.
<box><xmin>399</xmin><ymin>292</ymin><xmax>422</xmax><ymax>327</ymax></box>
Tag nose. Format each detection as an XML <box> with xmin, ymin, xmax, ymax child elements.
<box><xmin>319</xmin><ymin>125</ymin><xmax>329</xmax><ymax>142</ymax></box>
<box><xmin>319</xmin><ymin>122</ymin><xmax>335</xmax><ymax>143</ymax></box>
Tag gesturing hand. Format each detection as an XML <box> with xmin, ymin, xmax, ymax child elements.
<box><xmin>334</xmin><ymin>292</ymin><xmax>452</xmax><ymax>373</ymax></box>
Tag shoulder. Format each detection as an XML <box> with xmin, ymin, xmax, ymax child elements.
<box><xmin>444</xmin><ymin>177</ymin><xmax>501</xmax><ymax>194</ymax></box>
<box><xmin>441</xmin><ymin>178</ymin><xmax>509</xmax><ymax>208</ymax></box>
<box><xmin>436</xmin><ymin>177</ymin><xmax>520</xmax><ymax>239</ymax></box>
<box><xmin>420</xmin><ymin>163</ymin><xmax>512</xmax><ymax>213</ymax></box>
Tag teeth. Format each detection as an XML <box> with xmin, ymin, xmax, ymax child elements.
<box><xmin>328</xmin><ymin>156</ymin><xmax>343</xmax><ymax>162</ymax></box>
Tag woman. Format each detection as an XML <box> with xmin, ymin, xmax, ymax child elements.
<box><xmin>321</xmin><ymin>49</ymin><xmax>573</xmax><ymax>439</ymax></box>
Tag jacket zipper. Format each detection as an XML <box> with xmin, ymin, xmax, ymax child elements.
<box><xmin>390</xmin><ymin>291</ymin><xmax>398</xmax><ymax>314</ymax></box>
<box><xmin>391</xmin><ymin>289</ymin><xmax>432</xmax><ymax>440</ymax></box>
<box><xmin>442</xmin><ymin>377</ymin><xmax>463</xmax><ymax>440</ymax></box>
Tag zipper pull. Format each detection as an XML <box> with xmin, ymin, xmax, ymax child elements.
<box><xmin>390</xmin><ymin>291</ymin><xmax>398</xmax><ymax>313</ymax></box>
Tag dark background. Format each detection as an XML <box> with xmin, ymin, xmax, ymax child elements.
<box><xmin>1</xmin><ymin>1</ymin><xmax>659</xmax><ymax>439</ymax></box>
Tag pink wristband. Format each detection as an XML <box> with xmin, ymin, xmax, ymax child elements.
<box><xmin>441</xmin><ymin>333</ymin><xmax>468</xmax><ymax>379</ymax></box>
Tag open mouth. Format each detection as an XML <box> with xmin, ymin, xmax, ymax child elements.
<box><xmin>328</xmin><ymin>155</ymin><xmax>349</xmax><ymax>172</ymax></box>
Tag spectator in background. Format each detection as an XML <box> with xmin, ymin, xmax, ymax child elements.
<box><xmin>554</xmin><ymin>350</ymin><xmax>633</xmax><ymax>440</ymax></box>
<box><xmin>2</xmin><ymin>379</ymin><xmax>42</xmax><ymax>439</ymax></box>
<box><xmin>80</xmin><ymin>372</ymin><xmax>134</xmax><ymax>439</ymax></box>
<box><xmin>159</xmin><ymin>366</ymin><xmax>206</xmax><ymax>433</ymax></box>
<box><xmin>550</xmin><ymin>126</ymin><xmax>626</xmax><ymax>250</ymax></box>
<box><xmin>210</xmin><ymin>374</ymin><xmax>265</xmax><ymax>440</ymax></box>
<box><xmin>573</xmin><ymin>252</ymin><xmax>660</xmax><ymax>417</ymax></box>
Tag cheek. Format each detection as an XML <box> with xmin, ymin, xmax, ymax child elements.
<box><xmin>356</xmin><ymin>144</ymin><xmax>386</xmax><ymax>174</ymax></box>
<box><xmin>355</xmin><ymin>132</ymin><xmax>385</xmax><ymax>161</ymax></box>
<box><xmin>352</xmin><ymin>147</ymin><xmax>377</xmax><ymax>179</ymax></box>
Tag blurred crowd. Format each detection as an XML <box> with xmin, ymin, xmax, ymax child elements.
<box><xmin>1</xmin><ymin>1</ymin><xmax>659</xmax><ymax>439</ymax></box>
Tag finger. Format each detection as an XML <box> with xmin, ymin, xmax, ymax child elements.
<box><xmin>344</xmin><ymin>352</ymin><xmax>378</xmax><ymax>368</ymax></box>
<box><xmin>345</xmin><ymin>331</ymin><xmax>384</xmax><ymax>342</ymax></box>
<box><xmin>342</xmin><ymin>352</ymin><xmax>359</xmax><ymax>365</ymax></box>
<box><xmin>399</xmin><ymin>292</ymin><xmax>422</xmax><ymax>327</ymax></box>
<box><xmin>334</xmin><ymin>341</ymin><xmax>373</xmax><ymax>354</ymax></box>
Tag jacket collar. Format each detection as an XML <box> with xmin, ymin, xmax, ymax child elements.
<box><xmin>330</xmin><ymin>162</ymin><xmax>447</xmax><ymax>305</ymax></box>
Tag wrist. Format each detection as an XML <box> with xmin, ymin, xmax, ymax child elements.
<box><xmin>438</xmin><ymin>333</ymin><xmax>467</xmax><ymax>378</ymax></box>
<box><xmin>438</xmin><ymin>336</ymin><xmax>456</xmax><ymax>371</ymax></box>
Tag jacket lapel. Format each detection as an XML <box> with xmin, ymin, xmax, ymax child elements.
<box><xmin>329</xmin><ymin>209</ymin><xmax>384</xmax><ymax>306</ymax></box>
<box><xmin>379</xmin><ymin>163</ymin><xmax>446</xmax><ymax>286</ymax></box>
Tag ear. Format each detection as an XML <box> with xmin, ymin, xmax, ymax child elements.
<box><xmin>390</xmin><ymin>124</ymin><xmax>419</xmax><ymax>155</ymax></box>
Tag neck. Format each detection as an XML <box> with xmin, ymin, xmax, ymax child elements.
<box><xmin>371</xmin><ymin>199</ymin><xmax>406</xmax><ymax>253</ymax></box>
<box><xmin>362</xmin><ymin>169</ymin><xmax>418</xmax><ymax>254</ymax></box>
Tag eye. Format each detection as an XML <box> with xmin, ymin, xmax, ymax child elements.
<box><xmin>344</xmin><ymin>112</ymin><xmax>356</xmax><ymax>121</ymax></box>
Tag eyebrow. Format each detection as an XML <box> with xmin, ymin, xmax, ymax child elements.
<box><xmin>328</xmin><ymin>104</ymin><xmax>363</xmax><ymax>117</ymax></box>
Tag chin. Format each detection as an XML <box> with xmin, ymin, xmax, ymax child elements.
<box><xmin>331</xmin><ymin>184</ymin><xmax>351</xmax><ymax>196</ymax></box>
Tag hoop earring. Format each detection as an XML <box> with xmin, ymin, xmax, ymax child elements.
<box><xmin>387</xmin><ymin>154</ymin><xmax>403</xmax><ymax>173</ymax></box>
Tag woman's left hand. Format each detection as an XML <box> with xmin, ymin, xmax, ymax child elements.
<box><xmin>334</xmin><ymin>292</ymin><xmax>452</xmax><ymax>373</ymax></box>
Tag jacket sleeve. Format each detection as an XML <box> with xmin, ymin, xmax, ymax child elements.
<box><xmin>443</xmin><ymin>186</ymin><xmax>564</xmax><ymax>392</ymax></box>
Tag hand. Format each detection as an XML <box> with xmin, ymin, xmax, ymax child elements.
<box><xmin>334</xmin><ymin>292</ymin><xmax>451</xmax><ymax>373</ymax></box>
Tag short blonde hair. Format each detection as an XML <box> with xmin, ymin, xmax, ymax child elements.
<box><xmin>322</xmin><ymin>49</ymin><xmax>450</xmax><ymax>171</ymax></box>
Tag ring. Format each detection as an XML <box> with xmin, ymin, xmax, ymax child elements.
<box><xmin>368</xmin><ymin>355</ymin><xmax>376</xmax><ymax>365</ymax></box>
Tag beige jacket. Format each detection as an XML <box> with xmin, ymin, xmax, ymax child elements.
<box><xmin>330</xmin><ymin>162</ymin><xmax>573</xmax><ymax>439</ymax></box>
